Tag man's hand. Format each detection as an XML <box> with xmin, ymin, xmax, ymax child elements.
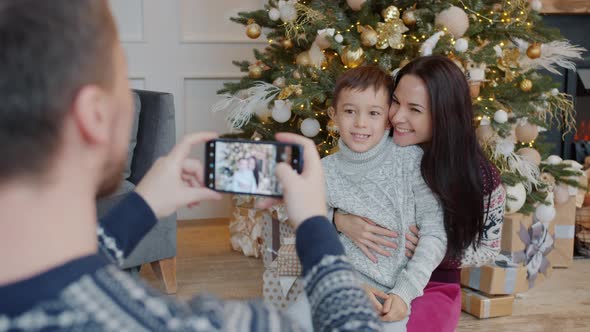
<box><xmin>257</xmin><ymin>133</ymin><xmax>327</xmax><ymax>229</ymax></box>
<box><xmin>135</xmin><ymin>132</ymin><xmax>222</xmax><ymax>219</ymax></box>
<box><xmin>380</xmin><ymin>293</ymin><xmax>408</xmax><ymax>322</ymax></box>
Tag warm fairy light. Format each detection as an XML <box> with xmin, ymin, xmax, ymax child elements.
<box><xmin>374</xmin><ymin>59</ymin><xmax>378</xmax><ymax>62</ymax></box>
<box><xmin>344</xmin><ymin>65</ymin><xmax>348</xmax><ymax>69</ymax></box>
<box><xmin>489</xmin><ymin>98</ymin><xmax>494</xmax><ymax>101</ymax></box>
<box><xmin>300</xmin><ymin>105</ymin><xmax>304</xmax><ymax>109</ymax></box>
<box><xmin>477</xmin><ymin>97</ymin><xmax>482</xmax><ymax>101</ymax></box>
<box><xmin>268</xmin><ymin>39</ymin><xmax>273</xmax><ymax>44</ymax></box>
<box><xmin>322</xmin><ymin>66</ymin><xmax>326</xmax><ymax>70</ymax></box>
<box><xmin>477</xmin><ymin>116</ymin><xmax>482</xmax><ymax>120</ymax></box>
<box><xmin>500</xmin><ymin>42</ymin><xmax>505</xmax><ymax>47</ymax></box>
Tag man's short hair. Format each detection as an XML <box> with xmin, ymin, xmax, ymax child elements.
<box><xmin>332</xmin><ymin>66</ymin><xmax>394</xmax><ymax>108</ymax></box>
<box><xmin>0</xmin><ymin>0</ymin><xmax>117</xmax><ymax>182</ymax></box>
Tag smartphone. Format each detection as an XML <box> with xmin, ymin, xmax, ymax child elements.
<box><xmin>204</xmin><ymin>138</ymin><xmax>303</xmax><ymax>197</ymax></box>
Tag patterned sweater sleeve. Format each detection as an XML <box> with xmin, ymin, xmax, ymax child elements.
<box><xmin>461</xmin><ymin>162</ymin><xmax>506</xmax><ymax>267</ymax></box>
<box><xmin>185</xmin><ymin>217</ymin><xmax>381</xmax><ymax>331</ymax></box>
<box><xmin>390</xmin><ymin>147</ymin><xmax>447</xmax><ymax>308</ymax></box>
<box><xmin>97</xmin><ymin>192</ymin><xmax>158</xmax><ymax>267</ymax></box>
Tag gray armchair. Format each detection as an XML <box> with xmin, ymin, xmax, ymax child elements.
<box><xmin>97</xmin><ymin>89</ymin><xmax>178</xmax><ymax>293</ymax></box>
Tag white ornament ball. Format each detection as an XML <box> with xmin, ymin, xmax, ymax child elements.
<box><xmin>535</xmin><ymin>203</ymin><xmax>556</xmax><ymax>223</ymax></box>
<box><xmin>546</xmin><ymin>155</ymin><xmax>563</xmax><ymax>165</ymax></box>
<box><xmin>279</xmin><ymin>2</ymin><xmax>298</xmax><ymax>23</ymax></box>
<box><xmin>334</xmin><ymin>34</ymin><xmax>344</xmax><ymax>43</ymax></box>
<box><xmin>300</xmin><ymin>118</ymin><xmax>321</xmax><ymax>137</ymax></box>
<box><xmin>435</xmin><ymin>6</ymin><xmax>469</xmax><ymax>38</ymax></box>
<box><xmin>553</xmin><ymin>184</ymin><xmax>571</xmax><ymax>205</ymax></box>
<box><xmin>551</xmin><ymin>88</ymin><xmax>559</xmax><ymax>96</ymax></box>
<box><xmin>347</xmin><ymin>0</ymin><xmax>367</xmax><ymax>11</ymax></box>
<box><xmin>269</xmin><ymin>8</ymin><xmax>280</xmax><ymax>21</ymax></box>
<box><xmin>494</xmin><ymin>110</ymin><xmax>508</xmax><ymax>124</ymax></box>
<box><xmin>504</xmin><ymin>183</ymin><xmax>527</xmax><ymax>214</ymax></box>
<box><xmin>531</xmin><ymin>0</ymin><xmax>543</xmax><ymax>12</ymax></box>
<box><xmin>497</xmin><ymin>139</ymin><xmax>515</xmax><ymax>157</ymax></box>
<box><xmin>454</xmin><ymin>38</ymin><xmax>469</xmax><ymax>53</ymax></box>
<box><xmin>271</xmin><ymin>100</ymin><xmax>292</xmax><ymax>123</ymax></box>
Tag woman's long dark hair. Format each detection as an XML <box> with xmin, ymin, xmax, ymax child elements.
<box><xmin>395</xmin><ymin>55</ymin><xmax>488</xmax><ymax>258</ymax></box>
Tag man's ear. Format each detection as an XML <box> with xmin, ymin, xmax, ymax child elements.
<box><xmin>71</xmin><ymin>85</ymin><xmax>110</xmax><ymax>145</ymax></box>
<box><xmin>328</xmin><ymin>106</ymin><xmax>336</xmax><ymax>120</ymax></box>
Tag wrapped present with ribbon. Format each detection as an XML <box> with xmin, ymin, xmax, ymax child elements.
<box><xmin>461</xmin><ymin>288</ymin><xmax>514</xmax><ymax>319</ymax></box>
<box><xmin>261</xmin><ymin>204</ymin><xmax>295</xmax><ymax>268</ymax></box>
<box><xmin>461</xmin><ymin>263</ymin><xmax>528</xmax><ymax>295</ymax></box>
<box><xmin>501</xmin><ymin>213</ymin><xmax>534</xmax><ymax>254</ymax></box>
<box><xmin>547</xmin><ymin>196</ymin><xmax>577</xmax><ymax>267</ymax></box>
<box><xmin>262</xmin><ymin>262</ymin><xmax>304</xmax><ymax>309</ymax></box>
<box><xmin>520</xmin><ymin>221</ymin><xmax>553</xmax><ymax>288</ymax></box>
<box><xmin>229</xmin><ymin>206</ymin><xmax>269</xmax><ymax>258</ymax></box>
<box><xmin>276</xmin><ymin>240</ymin><xmax>302</xmax><ymax>276</ymax></box>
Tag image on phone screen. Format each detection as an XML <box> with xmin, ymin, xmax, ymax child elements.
<box><xmin>206</xmin><ymin>139</ymin><xmax>300</xmax><ymax>197</ymax></box>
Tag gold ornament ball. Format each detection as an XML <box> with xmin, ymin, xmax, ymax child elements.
<box><xmin>520</xmin><ymin>79</ymin><xmax>533</xmax><ymax>92</ymax></box>
<box><xmin>340</xmin><ymin>46</ymin><xmax>365</xmax><ymax>68</ymax></box>
<box><xmin>402</xmin><ymin>10</ymin><xmax>417</xmax><ymax>26</ymax></box>
<box><xmin>346</xmin><ymin>0</ymin><xmax>367</xmax><ymax>11</ymax></box>
<box><xmin>282</xmin><ymin>39</ymin><xmax>293</xmax><ymax>49</ymax></box>
<box><xmin>294</xmin><ymin>86</ymin><xmax>303</xmax><ymax>96</ymax></box>
<box><xmin>293</xmin><ymin>70</ymin><xmax>302</xmax><ymax>80</ymax></box>
<box><xmin>360</xmin><ymin>28</ymin><xmax>378</xmax><ymax>47</ymax></box>
<box><xmin>526</xmin><ymin>43</ymin><xmax>542</xmax><ymax>59</ymax></box>
<box><xmin>296</xmin><ymin>52</ymin><xmax>311</xmax><ymax>66</ymax></box>
<box><xmin>248</xmin><ymin>65</ymin><xmax>263</xmax><ymax>79</ymax></box>
<box><xmin>516</xmin><ymin>147</ymin><xmax>542</xmax><ymax>166</ymax></box>
<box><xmin>382</xmin><ymin>6</ymin><xmax>401</xmax><ymax>21</ymax></box>
<box><xmin>515</xmin><ymin>122</ymin><xmax>539</xmax><ymax>142</ymax></box>
<box><xmin>246</xmin><ymin>23</ymin><xmax>261</xmax><ymax>39</ymax></box>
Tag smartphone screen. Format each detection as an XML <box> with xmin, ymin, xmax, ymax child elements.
<box><xmin>205</xmin><ymin>139</ymin><xmax>302</xmax><ymax>197</ymax></box>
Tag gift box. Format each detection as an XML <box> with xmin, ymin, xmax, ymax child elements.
<box><xmin>261</xmin><ymin>204</ymin><xmax>295</xmax><ymax>268</ymax></box>
<box><xmin>461</xmin><ymin>263</ymin><xmax>528</xmax><ymax>295</ymax></box>
<box><xmin>262</xmin><ymin>264</ymin><xmax>304</xmax><ymax>309</ymax></box>
<box><xmin>276</xmin><ymin>242</ymin><xmax>302</xmax><ymax>276</ymax></box>
<box><xmin>461</xmin><ymin>288</ymin><xmax>514</xmax><ymax>319</ymax></box>
<box><xmin>545</xmin><ymin>196</ymin><xmax>576</xmax><ymax>267</ymax></box>
<box><xmin>229</xmin><ymin>206</ymin><xmax>269</xmax><ymax>258</ymax></box>
<box><xmin>501</xmin><ymin>213</ymin><xmax>534</xmax><ymax>253</ymax></box>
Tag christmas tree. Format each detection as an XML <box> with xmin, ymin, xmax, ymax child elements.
<box><xmin>214</xmin><ymin>0</ymin><xmax>586</xmax><ymax>216</ymax></box>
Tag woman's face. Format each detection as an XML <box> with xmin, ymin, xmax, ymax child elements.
<box><xmin>389</xmin><ymin>74</ymin><xmax>433</xmax><ymax>147</ymax></box>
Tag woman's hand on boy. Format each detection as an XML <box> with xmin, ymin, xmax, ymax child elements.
<box><xmin>333</xmin><ymin>212</ymin><xmax>398</xmax><ymax>263</ymax></box>
<box><xmin>405</xmin><ymin>225</ymin><xmax>421</xmax><ymax>258</ymax></box>
<box><xmin>380</xmin><ymin>293</ymin><xmax>408</xmax><ymax>322</ymax></box>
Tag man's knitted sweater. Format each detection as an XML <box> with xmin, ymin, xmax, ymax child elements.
<box><xmin>322</xmin><ymin>133</ymin><xmax>447</xmax><ymax>308</ymax></box>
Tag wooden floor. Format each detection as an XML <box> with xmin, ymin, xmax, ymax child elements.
<box><xmin>140</xmin><ymin>219</ymin><xmax>590</xmax><ymax>331</ymax></box>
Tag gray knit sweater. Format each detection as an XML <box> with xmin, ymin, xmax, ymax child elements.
<box><xmin>322</xmin><ymin>133</ymin><xmax>447</xmax><ymax>308</ymax></box>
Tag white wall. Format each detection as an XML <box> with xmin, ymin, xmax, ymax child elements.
<box><xmin>109</xmin><ymin>0</ymin><xmax>267</xmax><ymax>219</ymax></box>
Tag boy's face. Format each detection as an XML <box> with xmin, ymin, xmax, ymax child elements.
<box><xmin>331</xmin><ymin>86</ymin><xmax>391</xmax><ymax>153</ymax></box>
<box><xmin>238</xmin><ymin>159</ymin><xmax>249</xmax><ymax>170</ymax></box>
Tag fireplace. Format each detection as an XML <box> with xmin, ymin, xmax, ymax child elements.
<box><xmin>562</xmin><ymin>62</ymin><xmax>590</xmax><ymax>164</ymax></box>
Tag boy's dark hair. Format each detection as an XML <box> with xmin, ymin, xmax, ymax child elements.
<box><xmin>332</xmin><ymin>66</ymin><xmax>394</xmax><ymax>108</ymax></box>
<box><xmin>0</xmin><ymin>0</ymin><xmax>117</xmax><ymax>182</ymax></box>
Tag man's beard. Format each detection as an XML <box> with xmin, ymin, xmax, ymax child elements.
<box><xmin>95</xmin><ymin>155</ymin><xmax>126</xmax><ymax>199</ymax></box>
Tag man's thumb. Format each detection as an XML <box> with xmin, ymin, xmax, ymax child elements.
<box><xmin>275</xmin><ymin>163</ymin><xmax>298</xmax><ymax>190</ymax></box>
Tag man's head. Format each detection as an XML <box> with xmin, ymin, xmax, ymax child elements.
<box><xmin>329</xmin><ymin>66</ymin><xmax>393</xmax><ymax>153</ymax></box>
<box><xmin>0</xmin><ymin>0</ymin><xmax>133</xmax><ymax>197</ymax></box>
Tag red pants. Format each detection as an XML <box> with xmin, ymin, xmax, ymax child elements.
<box><xmin>407</xmin><ymin>281</ymin><xmax>461</xmax><ymax>332</ymax></box>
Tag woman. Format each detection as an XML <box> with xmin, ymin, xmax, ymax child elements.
<box><xmin>334</xmin><ymin>56</ymin><xmax>505</xmax><ymax>331</ymax></box>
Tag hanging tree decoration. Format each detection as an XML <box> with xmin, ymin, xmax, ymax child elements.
<box><xmin>375</xmin><ymin>6</ymin><xmax>409</xmax><ymax>50</ymax></box>
<box><xmin>213</xmin><ymin>82</ymin><xmax>280</xmax><ymax>129</ymax></box>
<box><xmin>281</xmin><ymin>1</ymin><xmax>325</xmax><ymax>42</ymax></box>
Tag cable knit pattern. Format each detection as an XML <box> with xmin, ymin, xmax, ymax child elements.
<box><xmin>322</xmin><ymin>133</ymin><xmax>447</xmax><ymax>309</ymax></box>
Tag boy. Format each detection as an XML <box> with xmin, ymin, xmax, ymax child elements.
<box><xmin>232</xmin><ymin>157</ymin><xmax>258</xmax><ymax>193</ymax></box>
<box><xmin>321</xmin><ymin>66</ymin><xmax>447</xmax><ymax>331</ymax></box>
